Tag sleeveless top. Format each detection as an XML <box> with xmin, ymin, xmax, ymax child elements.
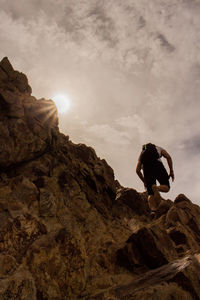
<box><xmin>139</xmin><ymin>145</ymin><xmax>163</xmax><ymax>168</ymax></box>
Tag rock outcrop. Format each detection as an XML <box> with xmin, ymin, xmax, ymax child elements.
<box><xmin>0</xmin><ymin>57</ymin><xmax>200</xmax><ymax>300</ymax></box>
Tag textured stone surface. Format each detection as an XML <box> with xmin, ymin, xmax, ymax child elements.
<box><xmin>1</xmin><ymin>57</ymin><xmax>200</xmax><ymax>299</ymax></box>
<box><xmin>0</xmin><ymin>58</ymin><xmax>58</xmax><ymax>168</ymax></box>
<box><xmin>89</xmin><ymin>255</ymin><xmax>200</xmax><ymax>299</ymax></box>
<box><xmin>117</xmin><ymin>196</ymin><xmax>200</xmax><ymax>275</ymax></box>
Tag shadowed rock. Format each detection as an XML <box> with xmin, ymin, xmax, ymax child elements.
<box><xmin>0</xmin><ymin>57</ymin><xmax>58</xmax><ymax>168</ymax></box>
<box><xmin>1</xmin><ymin>57</ymin><xmax>200</xmax><ymax>299</ymax></box>
<box><xmin>89</xmin><ymin>255</ymin><xmax>200</xmax><ymax>299</ymax></box>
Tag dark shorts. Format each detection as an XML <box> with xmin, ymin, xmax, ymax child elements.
<box><xmin>143</xmin><ymin>161</ymin><xmax>170</xmax><ymax>195</ymax></box>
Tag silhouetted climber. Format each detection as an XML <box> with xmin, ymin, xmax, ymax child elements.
<box><xmin>136</xmin><ymin>143</ymin><xmax>174</xmax><ymax>212</ymax></box>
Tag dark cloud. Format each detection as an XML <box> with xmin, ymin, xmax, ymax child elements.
<box><xmin>138</xmin><ymin>16</ymin><xmax>146</xmax><ymax>29</ymax></box>
<box><xmin>183</xmin><ymin>0</ymin><xmax>200</xmax><ymax>11</ymax></box>
<box><xmin>87</xmin><ymin>4</ymin><xmax>118</xmax><ymax>47</ymax></box>
<box><xmin>182</xmin><ymin>137</ymin><xmax>200</xmax><ymax>156</ymax></box>
<box><xmin>1</xmin><ymin>0</ymin><xmax>51</xmax><ymax>20</ymax></box>
<box><xmin>156</xmin><ymin>33</ymin><xmax>175</xmax><ymax>52</ymax></box>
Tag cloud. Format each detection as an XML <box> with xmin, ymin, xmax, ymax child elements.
<box><xmin>116</xmin><ymin>115</ymin><xmax>155</xmax><ymax>144</ymax></box>
<box><xmin>156</xmin><ymin>33</ymin><xmax>175</xmax><ymax>52</ymax></box>
<box><xmin>87</xmin><ymin>3</ymin><xmax>118</xmax><ymax>47</ymax></box>
<box><xmin>87</xmin><ymin>123</ymin><xmax>132</xmax><ymax>145</ymax></box>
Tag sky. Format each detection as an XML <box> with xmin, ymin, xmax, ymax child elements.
<box><xmin>0</xmin><ymin>0</ymin><xmax>200</xmax><ymax>203</ymax></box>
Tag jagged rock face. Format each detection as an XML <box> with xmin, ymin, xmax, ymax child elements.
<box><xmin>90</xmin><ymin>254</ymin><xmax>200</xmax><ymax>299</ymax></box>
<box><xmin>1</xmin><ymin>57</ymin><xmax>200</xmax><ymax>300</ymax></box>
<box><xmin>0</xmin><ymin>57</ymin><xmax>122</xmax><ymax>299</ymax></box>
<box><xmin>117</xmin><ymin>193</ymin><xmax>200</xmax><ymax>274</ymax></box>
<box><xmin>0</xmin><ymin>57</ymin><xmax>58</xmax><ymax>168</ymax></box>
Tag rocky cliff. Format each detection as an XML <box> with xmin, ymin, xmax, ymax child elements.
<box><xmin>0</xmin><ymin>57</ymin><xmax>200</xmax><ymax>300</ymax></box>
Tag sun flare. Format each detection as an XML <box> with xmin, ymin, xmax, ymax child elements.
<box><xmin>52</xmin><ymin>94</ymin><xmax>71</xmax><ymax>114</ymax></box>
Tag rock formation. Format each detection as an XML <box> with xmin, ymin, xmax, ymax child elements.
<box><xmin>0</xmin><ymin>57</ymin><xmax>200</xmax><ymax>300</ymax></box>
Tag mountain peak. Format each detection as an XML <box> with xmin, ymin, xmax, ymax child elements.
<box><xmin>0</xmin><ymin>56</ymin><xmax>32</xmax><ymax>96</ymax></box>
<box><xmin>0</xmin><ymin>57</ymin><xmax>14</xmax><ymax>74</ymax></box>
<box><xmin>0</xmin><ymin>58</ymin><xmax>58</xmax><ymax>167</ymax></box>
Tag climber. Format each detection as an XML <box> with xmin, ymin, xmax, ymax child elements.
<box><xmin>136</xmin><ymin>143</ymin><xmax>174</xmax><ymax>212</ymax></box>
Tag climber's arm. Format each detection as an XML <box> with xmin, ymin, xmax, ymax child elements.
<box><xmin>161</xmin><ymin>149</ymin><xmax>174</xmax><ymax>181</ymax></box>
<box><xmin>136</xmin><ymin>156</ymin><xmax>146</xmax><ymax>185</ymax></box>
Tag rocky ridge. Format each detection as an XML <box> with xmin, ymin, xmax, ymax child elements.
<box><xmin>0</xmin><ymin>57</ymin><xmax>200</xmax><ymax>300</ymax></box>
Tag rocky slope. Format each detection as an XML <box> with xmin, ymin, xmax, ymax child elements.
<box><xmin>0</xmin><ymin>57</ymin><xmax>200</xmax><ymax>300</ymax></box>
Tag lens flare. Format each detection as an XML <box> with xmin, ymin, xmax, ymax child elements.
<box><xmin>52</xmin><ymin>94</ymin><xmax>71</xmax><ymax>114</ymax></box>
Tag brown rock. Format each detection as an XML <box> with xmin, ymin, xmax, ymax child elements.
<box><xmin>0</xmin><ymin>89</ymin><xmax>24</xmax><ymax>117</ymax></box>
<box><xmin>89</xmin><ymin>255</ymin><xmax>200</xmax><ymax>300</ymax></box>
<box><xmin>174</xmin><ymin>194</ymin><xmax>192</xmax><ymax>204</ymax></box>
<box><xmin>0</xmin><ymin>266</ymin><xmax>36</xmax><ymax>300</ymax></box>
<box><xmin>0</xmin><ymin>57</ymin><xmax>31</xmax><ymax>94</ymax></box>
<box><xmin>0</xmin><ymin>57</ymin><xmax>14</xmax><ymax>75</ymax></box>
<box><xmin>1</xmin><ymin>57</ymin><xmax>200</xmax><ymax>299</ymax></box>
<box><xmin>115</xmin><ymin>188</ymin><xmax>149</xmax><ymax>216</ymax></box>
<box><xmin>0</xmin><ymin>254</ymin><xmax>18</xmax><ymax>277</ymax></box>
<box><xmin>0</xmin><ymin>66</ymin><xmax>7</xmax><ymax>81</ymax></box>
<box><xmin>0</xmin><ymin>214</ymin><xmax>47</xmax><ymax>262</ymax></box>
<box><xmin>117</xmin><ymin>197</ymin><xmax>200</xmax><ymax>278</ymax></box>
<box><xmin>117</xmin><ymin>226</ymin><xmax>169</xmax><ymax>271</ymax></box>
<box><xmin>0</xmin><ymin>58</ymin><xmax>59</xmax><ymax>168</ymax></box>
<box><xmin>24</xmin><ymin>229</ymin><xmax>87</xmax><ymax>299</ymax></box>
<box><xmin>156</xmin><ymin>198</ymin><xmax>173</xmax><ymax>218</ymax></box>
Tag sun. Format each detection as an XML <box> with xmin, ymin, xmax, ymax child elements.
<box><xmin>52</xmin><ymin>94</ymin><xmax>71</xmax><ymax>114</ymax></box>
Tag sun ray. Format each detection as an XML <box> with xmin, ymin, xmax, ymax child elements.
<box><xmin>52</xmin><ymin>94</ymin><xmax>71</xmax><ymax>114</ymax></box>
